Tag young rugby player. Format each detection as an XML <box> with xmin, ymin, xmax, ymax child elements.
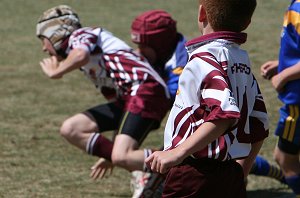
<box><xmin>37</xmin><ymin>5</ymin><xmax>170</xmax><ymax>176</ymax></box>
<box><xmin>145</xmin><ymin>0</ymin><xmax>269</xmax><ymax>197</ymax></box>
<box><xmin>257</xmin><ymin>1</ymin><xmax>300</xmax><ymax>195</ymax></box>
<box><xmin>91</xmin><ymin>10</ymin><xmax>189</xmax><ymax>198</ymax></box>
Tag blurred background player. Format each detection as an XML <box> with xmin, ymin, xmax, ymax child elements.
<box><xmin>131</xmin><ymin>9</ymin><xmax>188</xmax><ymax>102</ymax></box>
<box><xmin>145</xmin><ymin>0</ymin><xmax>269</xmax><ymax>197</ymax></box>
<box><xmin>130</xmin><ymin>9</ymin><xmax>188</xmax><ymax>198</ymax></box>
<box><xmin>36</xmin><ymin>4</ymin><xmax>170</xmax><ymax>180</ymax></box>
<box><xmin>253</xmin><ymin>1</ymin><xmax>300</xmax><ymax>196</ymax></box>
<box><xmin>91</xmin><ymin>9</ymin><xmax>189</xmax><ymax>198</ymax></box>
<box><xmin>131</xmin><ymin>10</ymin><xmax>188</xmax><ymax>197</ymax></box>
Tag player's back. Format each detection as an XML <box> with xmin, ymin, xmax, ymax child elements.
<box><xmin>194</xmin><ymin>36</ymin><xmax>269</xmax><ymax>159</ymax></box>
<box><xmin>219</xmin><ymin>39</ymin><xmax>269</xmax><ymax>160</ymax></box>
<box><xmin>164</xmin><ymin>33</ymin><xmax>268</xmax><ymax>160</ymax></box>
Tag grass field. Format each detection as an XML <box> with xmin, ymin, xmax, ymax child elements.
<box><xmin>0</xmin><ymin>0</ymin><xmax>296</xmax><ymax>197</ymax></box>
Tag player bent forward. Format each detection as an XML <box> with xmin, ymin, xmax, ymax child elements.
<box><xmin>37</xmin><ymin>5</ymin><xmax>170</xmax><ymax>176</ymax></box>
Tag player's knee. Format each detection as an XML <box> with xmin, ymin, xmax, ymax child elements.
<box><xmin>274</xmin><ymin>152</ymin><xmax>282</xmax><ymax>166</ymax></box>
<box><xmin>60</xmin><ymin>119</ymin><xmax>76</xmax><ymax>139</ymax></box>
<box><xmin>273</xmin><ymin>152</ymin><xmax>291</xmax><ymax>174</ymax></box>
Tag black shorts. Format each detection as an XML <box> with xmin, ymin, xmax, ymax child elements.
<box><xmin>278</xmin><ymin>137</ymin><xmax>300</xmax><ymax>155</ymax></box>
<box><xmin>85</xmin><ymin>102</ymin><xmax>160</xmax><ymax>144</ymax></box>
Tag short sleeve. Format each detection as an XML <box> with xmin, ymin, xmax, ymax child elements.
<box><xmin>200</xmin><ymin>70</ymin><xmax>240</xmax><ymax>122</ymax></box>
<box><xmin>69</xmin><ymin>28</ymin><xmax>98</xmax><ymax>52</ymax></box>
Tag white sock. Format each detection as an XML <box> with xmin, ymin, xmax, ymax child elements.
<box><xmin>143</xmin><ymin>149</ymin><xmax>153</xmax><ymax>172</ymax></box>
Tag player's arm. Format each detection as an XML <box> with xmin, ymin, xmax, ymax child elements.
<box><xmin>40</xmin><ymin>48</ymin><xmax>90</xmax><ymax>79</ymax></box>
<box><xmin>145</xmin><ymin>118</ymin><xmax>237</xmax><ymax>174</ymax></box>
<box><xmin>236</xmin><ymin>140</ymin><xmax>264</xmax><ymax>177</ymax></box>
<box><xmin>271</xmin><ymin>61</ymin><xmax>300</xmax><ymax>92</ymax></box>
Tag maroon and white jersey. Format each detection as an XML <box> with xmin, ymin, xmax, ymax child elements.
<box><xmin>164</xmin><ymin>32</ymin><xmax>269</xmax><ymax>160</ymax></box>
<box><xmin>66</xmin><ymin>27</ymin><xmax>170</xmax><ymax>120</ymax></box>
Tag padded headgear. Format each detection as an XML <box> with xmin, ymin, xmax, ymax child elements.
<box><xmin>131</xmin><ymin>10</ymin><xmax>178</xmax><ymax>64</ymax></box>
<box><xmin>36</xmin><ymin>5</ymin><xmax>81</xmax><ymax>52</ymax></box>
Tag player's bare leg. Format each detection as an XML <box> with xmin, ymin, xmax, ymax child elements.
<box><xmin>60</xmin><ymin>113</ymin><xmax>98</xmax><ymax>150</ymax></box>
<box><xmin>274</xmin><ymin>147</ymin><xmax>300</xmax><ymax>176</ymax></box>
<box><xmin>111</xmin><ymin>134</ymin><xmax>145</xmax><ymax>171</ymax></box>
<box><xmin>274</xmin><ymin>147</ymin><xmax>300</xmax><ymax>195</ymax></box>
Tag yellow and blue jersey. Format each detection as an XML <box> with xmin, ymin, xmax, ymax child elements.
<box><xmin>278</xmin><ymin>0</ymin><xmax>300</xmax><ymax>104</ymax></box>
<box><xmin>276</xmin><ymin>0</ymin><xmax>300</xmax><ymax>147</ymax></box>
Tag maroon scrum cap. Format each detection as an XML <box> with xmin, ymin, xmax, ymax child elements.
<box><xmin>131</xmin><ymin>10</ymin><xmax>178</xmax><ymax>64</ymax></box>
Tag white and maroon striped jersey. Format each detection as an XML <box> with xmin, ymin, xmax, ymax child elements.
<box><xmin>65</xmin><ymin>27</ymin><xmax>170</xmax><ymax>120</ymax></box>
<box><xmin>164</xmin><ymin>32</ymin><xmax>269</xmax><ymax>161</ymax></box>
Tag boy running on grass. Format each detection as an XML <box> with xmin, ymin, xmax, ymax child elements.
<box><xmin>145</xmin><ymin>0</ymin><xmax>269</xmax><ymax>197</ymax></box>
<box><xmin>90</xmin><ymin>10</ymin><xmax>188</xmax><ymax>198</ymax></box>
<box><xmin>37</xmin><ymin>5</ymin><xmax>169</xmax><ymax>177</ymax></box>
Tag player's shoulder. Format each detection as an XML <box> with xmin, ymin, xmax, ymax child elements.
<box><xmin>188</xmin><ymin>44</ymin><xmax>221</xmax><ymax>69</ymax></box>
<box><xmin>293</xmin><ymin>0</ymin><xmax>300</xmax><ymax>6</ymax></box>
<box><xmin>71</xmin><ymin>27</ymin><xmax>100</xmax><ymax>37</ymax></box>
<box><xmin>185</xmin><ymin>52</ymin><xmax>219</xmax><ymax>79</ymax></box>
<box><xmin>290</xmin><ymin>0</ymin><xmax>300</xmax><ymax>12</ymax></box>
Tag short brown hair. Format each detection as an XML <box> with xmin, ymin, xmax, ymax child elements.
<box><xmin>200</xmin><ymin>0</ymin><xmax>256</xmax><ymax>32</ymax></box>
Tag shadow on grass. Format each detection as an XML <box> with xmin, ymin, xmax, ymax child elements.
<box><xmin>247</xmin><ymin>188</ymin><xmax>295</xmax><ymax>198</ymax></box>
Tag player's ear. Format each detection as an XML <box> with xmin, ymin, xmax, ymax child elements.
<box><xmin>198</xmin><ymin>5</ymin><xmax>207</xmax><ymax>23</ymax></box>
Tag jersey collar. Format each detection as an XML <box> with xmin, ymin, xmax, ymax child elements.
<box><xmin>186</xmin><ymin>31</ymin><xmax>247</xmax><ymax>53</ymax></box>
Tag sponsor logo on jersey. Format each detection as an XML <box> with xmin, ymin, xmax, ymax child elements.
<box><xmin>229</xmin><ymin>90</ymin><xmax>237</xmax><ymax>106</ymax></box>
<box><xmin>231</xmin><ymin>63</ymin><xmax>251</xmax><ymax>74</ymax></box>
<box><xmin>174</xmin><ymin>103</ymin><xmax>183</xmax><ymax>109</ymax></box>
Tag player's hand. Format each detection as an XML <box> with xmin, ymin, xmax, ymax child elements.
<box><xmin>260</xmin><ymin>60</ymin><xmax>278</xmax><ymax>80</ymax></box>
<box><xmin>90</xmin><ymin>158</ymin><xmax>114</xmax><ymax>180</ymax></box>
<box><xmin>40</xmin><ymin>56</ymin><xmax>61</xmax><ymax>79</ymax></box>
<box><xmin>145</xmin><ymin>150</ymin><xmax>183</xmax><ymax>174</ymax></box>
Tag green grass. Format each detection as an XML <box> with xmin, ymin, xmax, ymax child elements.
<box><xmin>0</xmin><ymin>0</ymin><xmax>295</xmax><ymax>197</ymax></box>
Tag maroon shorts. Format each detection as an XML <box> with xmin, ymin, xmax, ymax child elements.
<box><xmin>162</xmin><ymin>157</ymin><xmax>246</xmax><ymax>198</ymax></box>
